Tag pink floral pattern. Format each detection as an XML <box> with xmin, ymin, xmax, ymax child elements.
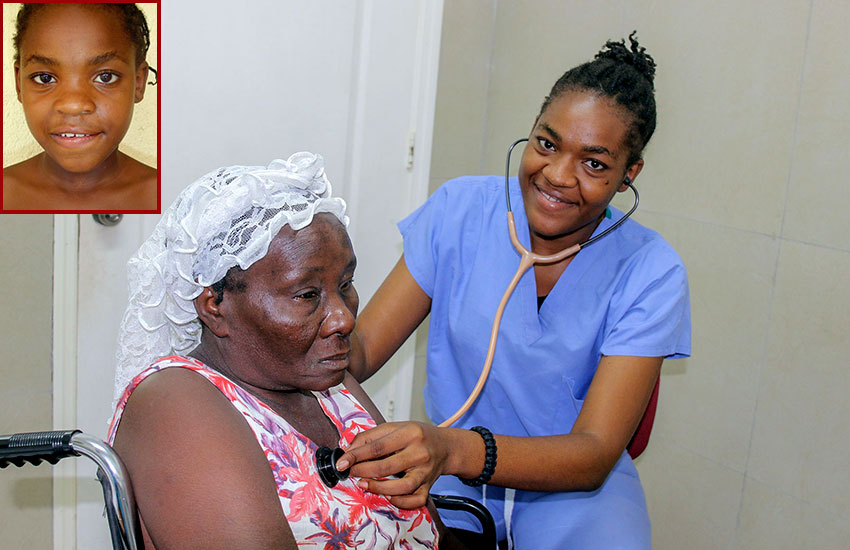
<box><xmin>109</xmin><ymin>356</ymin><xmax>438</xmax><ymax>549</ymax></box>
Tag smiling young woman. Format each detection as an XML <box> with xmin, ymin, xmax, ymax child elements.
<box><xmin>344</xmin><ymin>33</ymin><xmax>690</xmax><ymax>549</ymax></box>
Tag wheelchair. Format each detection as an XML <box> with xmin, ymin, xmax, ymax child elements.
<box><xmin>1</xmin><ymin>429</ymin><xmax>497</xmax><ymax>549</ymax></box>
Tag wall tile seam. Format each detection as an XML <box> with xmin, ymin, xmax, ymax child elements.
<box><xmin>735</xmin><ymin>0</ymin><xmax>814</xmax><ymax>526</ymax></box>
<box><xmin>644</xmin><ymin>434</ymin><xmax>749</xmax><ymax>477</ymax></box>
<box><xmin>774</xmin><ymin>236</ymin><xmax>850</xmax><ymax>256</ymax></box>
<box><xmin>636</xmin><ymin>208</ymin><xmax>850</xmax><ymax>255</ymax></box>
<box><xmin>478</xmin><ymin>0</ymin><xmax>499</xmax><ymax>175</ymax></box>
<box><xmin>733</xmin><ymin>237</ymin><xmax>786</xmax><ymax>538</ymax></box>
<box><xmin>777</xmin><ymin>0</ymin><xmax>816</xmax><ymax>244</ymax></box>
<box><xmin>737</xmin><ymin>472</ymin><xmax>849</xmax><ymax>526</ymax></box>
<box><xmin>635</xmin><ymin>208</ymin><xmax>780</xmax><ymax>240</ymax></box>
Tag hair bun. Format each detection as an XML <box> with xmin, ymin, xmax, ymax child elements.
<box><xmin>595</xmin><ymin>31</ymin><xmax>656</xmax><ymax>88</ymax></box>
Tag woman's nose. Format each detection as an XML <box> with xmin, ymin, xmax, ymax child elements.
<box><xmin>543</xmin><ymin>158</ymin><xmax>577</xmax><ymax>188</ymax></box>
<box><xmin>54</xmin><ymin>83</ymin><xmax>95</xmax><ymax>115</ymax></box>
<box><xmin>322</xmin><ymin>293</ymin><xmax>357</xmax><ymax>337</ymax></box>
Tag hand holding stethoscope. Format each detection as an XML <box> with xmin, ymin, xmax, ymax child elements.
<box><xmin>316</xmin><ymin>138</ymin><xmax>639</xmax><ymax>486</ymax></box>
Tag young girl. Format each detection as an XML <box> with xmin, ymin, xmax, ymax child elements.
<box><xmin>2</xmin><ymin>3</ymin><xmax>157</xmax><ymax>212</ymax></box>
<box><xmin>344</xmin><ymin>34</ymin><xmax>691</xmax><ymax>549</ymax></box>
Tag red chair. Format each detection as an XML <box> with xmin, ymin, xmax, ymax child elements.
<box><xmin>627</xmin><ymin>377</ymin><xmax>660</xmax><ymax>459</ymax></box>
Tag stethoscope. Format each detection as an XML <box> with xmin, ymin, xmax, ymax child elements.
<box><xmin>316</xmin><ymin>138</ymin><xmax>640</xmax><ymax>487</ymax></box>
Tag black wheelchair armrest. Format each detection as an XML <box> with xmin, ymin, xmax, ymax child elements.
<box><xmin>431</xmin><ymin>493</ymin><xmax>498</xmax><ymax>549</ymax></box>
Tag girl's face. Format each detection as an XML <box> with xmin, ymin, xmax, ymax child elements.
<box><xmin>14</xmin><ymin>4</ymin><xmax>148</xmax><ymax>175</ymax></box>
<box><xmin>518</xmin><ymin>90</ymin><xmax>643</xmax><ymax>249</ymax></box>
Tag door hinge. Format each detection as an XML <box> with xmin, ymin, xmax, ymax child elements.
<box><xmin>406</xmin><ymin>131</ymin><xmax>415</xmax><ymax>170</ymax></box>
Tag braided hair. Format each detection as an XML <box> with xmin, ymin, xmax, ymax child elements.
<box><xmin>13</xmin><ymin>3</ymin><xmax>151</xmax><ymax>67</ymax></box>
<box><xmin>209</xmin><ymin>266</ymin><xmax>248</xmax><ymax>305</ymax></box>
<box><xmin>540</xmin><ymin>32</ymin><xmax>657</xmax><ymax>166</ymax></box>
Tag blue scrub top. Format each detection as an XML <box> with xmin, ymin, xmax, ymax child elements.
<box><xmin>399</xmin><ymin>175</ymin><xmax>691</xmax><ymax>439</ymax></box>
<box><xmin>400</xmin><ymin>176</ymin><xmax>691</xmax><ymax>544</ymax></box>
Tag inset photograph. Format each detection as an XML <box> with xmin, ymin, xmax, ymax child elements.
<box><xmin>1</xmin><ymin>2</ymin><xmax>159</xmax><ymax>213</ymax></box>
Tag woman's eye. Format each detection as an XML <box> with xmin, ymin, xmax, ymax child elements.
<box><xmin>537</xmin><ymin>138</ymin><xmax>556</xmax><ymax>152</ymax></box>
<box><xmin>340</xmin><ymin>278</ymin><xmax>355</xmax><ymax>292</ymax></box>
<box><xmin>296</xmin><ymin>290</ymin><xmax>319</xmax><ymax>300</ymax></box>
<box><xmin>95</xmin><ymin>72</ymin><xmax>119</xmax><ymax>84</ymax></box>
<box><xmin>583</xmin><ymin>159</ymin><xmax>607</xmax><ymax>171</ymax></box>
<box><xmin>31</xmin><ymin>73</ymin><xmax>56</xmax><ymax>85</ymax></box>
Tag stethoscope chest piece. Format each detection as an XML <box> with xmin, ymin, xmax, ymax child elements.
<box><xmin>316</xmin><ymin>446</ymin><xmax>350</xmax><ymax>488</ymax></box>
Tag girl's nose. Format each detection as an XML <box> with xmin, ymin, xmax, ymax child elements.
<box><xmin>54</xmin><ymin>84</ymin><xmax>95</xmax><ymax>115</ymax></box>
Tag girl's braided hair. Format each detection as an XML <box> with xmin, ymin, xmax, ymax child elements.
<box><xmin>13</xmin><ymin>3</ymin><xmax>151</xmax><ymax>67</ymax></box>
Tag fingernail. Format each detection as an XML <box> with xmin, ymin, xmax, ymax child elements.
<box><xmin>358</xmin><ymin>480</ymin><xmax>369</xmax><ymax>490</ymax></box>
<box><xmin>336</xmin><ymin>459</ymin><xmax>349</xmax><ymax>471</ymax></box>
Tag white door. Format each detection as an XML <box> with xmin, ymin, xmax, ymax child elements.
<box><xmin>56</xmin><ymin>1</ymin><xmax>443</xmax><ymax>547</ymax></box>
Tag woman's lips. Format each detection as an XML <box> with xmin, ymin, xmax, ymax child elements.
<box><xmin>534</xmin><ymin>183</ymin><xmax>576</xmax><ymax>208</ymax></box>
<box><xmin>50</xmin><ymin>132</ymin><xmax>102</xmax><ymax>148</ymax></box>
<box><xmin>320</xmin><ymin>352</ymin><xmax>350</xmax><ymax>370</ymax></box>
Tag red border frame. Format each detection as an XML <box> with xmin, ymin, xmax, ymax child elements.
<box><xmin>0</xmin><ymin>0</ymin><xmax>161</xmax><ymax>214</ymax></box>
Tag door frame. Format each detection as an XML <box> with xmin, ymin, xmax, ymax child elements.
<box><xmin>50</xmin><ymin>2</ymin><xmax>444</xmax><ymax>547</ymax></box>
<box><xmin>52</xmin><ymin>214</ymin><xmax>79</xmax><ymax>550</ymax></box>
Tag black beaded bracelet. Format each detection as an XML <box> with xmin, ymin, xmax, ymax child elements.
<box><xmin>460</xmin><ymin>426</ymin><xmax>497</xmax><ymax>487</ymax></box>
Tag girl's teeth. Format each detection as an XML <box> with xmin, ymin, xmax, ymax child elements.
<box><xmin>59</xmin><ymin>133</ymin><xmax>91</xmax><ymax>138</ymax></box>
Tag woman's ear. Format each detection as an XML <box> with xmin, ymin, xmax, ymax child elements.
<box><xmin>194</xmin><ymin>287</ymin><xmax>229</xmax><ymax>338</ymax></box>
<box><xmin>619</xmin><ymin>159</ymin><xmax>645</xmax><ymax>192</ymax></box>
<box><xmin>134</xmin><ymin>62</ymin><xmax>149</xmax><ymax>103</ymax></box>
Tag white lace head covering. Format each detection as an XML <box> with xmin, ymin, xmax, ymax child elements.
<box><xmin>113</xmin><ymin>152</ymin><xmax>347</xmax><ymax>405</ymax></box>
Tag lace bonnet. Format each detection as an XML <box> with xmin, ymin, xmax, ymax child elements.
<box><xmin>113</xmin><ymin>152</ymin><xmax>347</xmax><ymax>404</ymax></box>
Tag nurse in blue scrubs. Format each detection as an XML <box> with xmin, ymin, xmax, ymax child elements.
<box><xmin>343</xmin><ymin>33</ymin><xmax>691</xmax><ymax>549</ymax></box>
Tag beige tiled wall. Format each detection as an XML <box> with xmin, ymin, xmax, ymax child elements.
<box><xmin>0</xmin><ymin>215</ymin><xmax>54</xmax><ymax>548</ymax></box>
<box><xmin>427</xmin><ymin>1</ymin><xmax>850</xmax><ymax>547</ymax></box>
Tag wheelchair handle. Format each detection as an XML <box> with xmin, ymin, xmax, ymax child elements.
<box><xmin>0</xmin><ymin>430</ymin><xmax>141</xmax><ymax>550</ymax></box>
<box><xmin>0</xmin><ymin>429</ymin><xmax>81</xmax><ymax>468</ymax></box>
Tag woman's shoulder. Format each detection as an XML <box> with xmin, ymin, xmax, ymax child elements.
<box><xmin>610</xmin><ymin>212</ymin><xmax>685</xmax><ymax>266</ymax></box>
<box><xmin>110</xmin><ymin>357</ymin><xmax>227</xmax><ymax>435</ymax></box>
<box><xmin>435</xmin><ymin>174</ymin><xmax>502</xmax><ymax>203</ymax></box>
<box><xmin>110</xmin><ymin>358</ymin><xmax>293</xmax><ymax>548</ymax></box>
<box><xmin>605</xmin><ymin>215</ymin><xmax>689</xmax><ymax>302</ymax></box>
<box><xmin>422</xmin><ymin>175</ymin><xmax>503</xmax><ymax>228</ymax></box>
<box><xmin>118</xmin><ymin>359</ymin><xmax>232</xmax><ymax>420</ymax></box>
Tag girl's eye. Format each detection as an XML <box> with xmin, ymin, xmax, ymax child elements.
<box><xmin>583</xmin><ymin>159</ymin><xmax>608</xmax><ymax>172</ymax></box>
<box><xmin>537</xmin><ymin>138</ymin><xmax>556</xmax><ymax>152</ymax></box>
<box><xmin>95</xmin><ymin>72</ymin><xmax>119</xmax><ymax>84</ymax></box>
<box><xmin>31</xmin><ymin>73</ymin><xmax>56</xmax><ymax>85</ymax></box>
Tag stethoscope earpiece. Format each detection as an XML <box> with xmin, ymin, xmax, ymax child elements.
<box><xmin>316</xmin><ymin>446</ymin><xmax>350</xmax><ymax>488</ymax></box>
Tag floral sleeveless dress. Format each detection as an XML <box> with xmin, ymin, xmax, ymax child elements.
<box><xmin>108</xmin><ymin>355</ymin><xmax>439</xmax><ymax>549</ymax></box>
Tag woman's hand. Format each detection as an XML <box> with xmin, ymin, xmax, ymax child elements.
<box><xmin>336</xmin><ymin>422</ymin><xmax>474</xmax><ymax>509</ymax></box>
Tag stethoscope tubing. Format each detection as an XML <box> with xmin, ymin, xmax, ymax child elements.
<box><xmin>437</xmin><ymin>138</ymin><xmax>639</xmax><ymax>428</ymax></box>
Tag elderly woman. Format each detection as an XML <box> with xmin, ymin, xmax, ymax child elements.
<box><xmin>108</xmin><ymin>154</ymin><xmax>442</xmax><ymax>549</ymax></box>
